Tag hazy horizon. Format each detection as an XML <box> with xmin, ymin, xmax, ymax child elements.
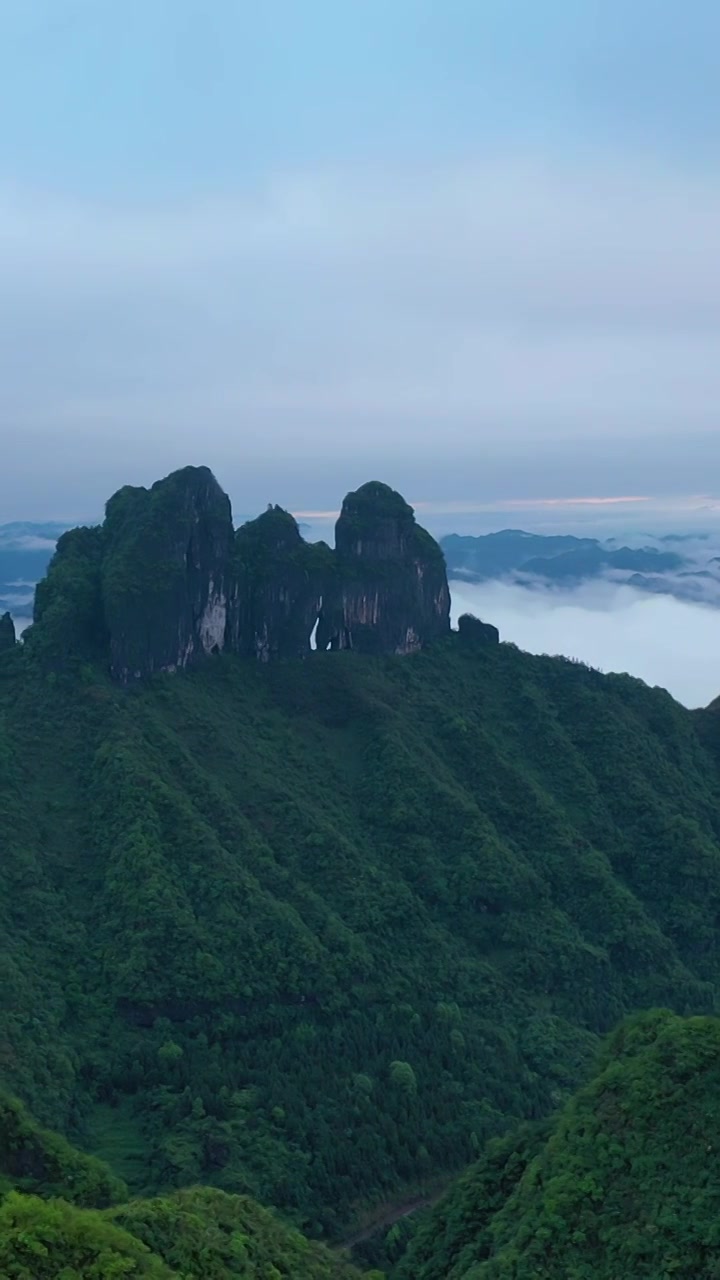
<box><xmin>6</xmin><ymin>467</ymin><xmax>720</xmax><ymax>543</ymax></box>
<box><xmin>3</xmin><ymin>2</ymin><xmax>720</xmax><ymax>516</ymax></box>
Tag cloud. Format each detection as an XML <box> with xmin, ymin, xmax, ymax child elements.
<box><xmin>3</xmin><ymin>155</ymin><xmax>720</xmax><ymax>439</ymax></box>
<box><xmin>0</xmin><ymin>534</ymin><xmax>59</xmax><ymax>550</ymax></box>
<box><xmin>450</xmin><ymin>577</ymin><xmax>720</xmax><ymax>709</ymax></box>
<box><xmin>602</xmin><ymin>568</ymin><xmax>720</xmax><ymax>609</ymax></box>
<box><xmin>4</xmin><ymin>152</ymin><xmax>720</xmax><ymax>517</ymax></box>
<box><xmin>1</xmin><ymin>592</ymin><xmax>34</xmax><ymax>610</ymax></box>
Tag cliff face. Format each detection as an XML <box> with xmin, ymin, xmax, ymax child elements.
<box><xmin>101</xmin><ymin>467</ymin><xmax>234</xmax><ymax>681</ymax></box>
<box><xmin>231</xmin><ymin>506</ymin><xmax>331</xmax><ymax>661</ymax></box>
<box><xmin>0</xmin><ymin>611</ymin><xmax>16</xmax><ymax>652</ymax></box>
<box><xmin>316</xmin><ymin>481</ymin><xmax>451</xmax><ymax>654</ymax></box>
<box><xmin>28</xmin><ymin>467</ymin><xmax>454</xmax><ymax>680</ymax></box>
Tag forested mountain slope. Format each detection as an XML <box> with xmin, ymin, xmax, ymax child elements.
<box><xmin>0</xmin><ymin>1099</ymin><xmax>365</xmax><ymax>1278</ymax></box>
<box><xmin>5</xmin><ymin>465</ymin><xmax>720</xmax><ymax>1267</ymax></box>
<box><xmin>4</xmin><ymin>618</ymin><xmax>720</xmax><ymax>1238</ymax></box>
<box><xmin>396</xmin><ymin>1010</ymin><xmax>720</xmax><ymax>1279</ymax></box>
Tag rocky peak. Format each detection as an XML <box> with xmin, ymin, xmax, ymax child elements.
<box><xmin>0</xmin><ymin>611</ymin><xmax>16</xmax><ymax>652</ymax></box>
<box><xmin>232</xmin><ymin>506</ymin><xmax>331</xmax><ymax>661</ymax></box>
<box><xmin>102</xmin><ymin>466</ymin><xmax>234</xmax><ymax>680</ymax></box>
<box><xmin>244</xmin><ymin>504</ymin><xmax>305</xmax><ymax>552</ymax></box>
<box><xmin>28</xmin><ymin>466</ymin><xmax>457</xmax><ymax>679</ymax></box>
<box><xmin>457</xmin><ymin>612</ymin><xmax>500</xmax><ymax>646</ymax></box>
<box><xmin>316</xmin><ymin>481</ymin><xmax>451</xmax><ymax>655</ymax></box>
<box><xmin>335</xmin><ymin>481</ymin><xmax>417</xmax><ymax>560</ymax></box>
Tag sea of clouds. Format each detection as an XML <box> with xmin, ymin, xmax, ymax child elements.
<box><xmin>5</xmin><ymin>516</ymin><xmax>720</xmax><ymax>708</ymax></box>
<box><xmin>450</xmin><ymin>577</ymin><xmax>720</xmax><ymax>710</ymax></box>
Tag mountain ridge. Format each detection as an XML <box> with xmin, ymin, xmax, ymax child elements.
<box><xmin>6</xmin><ymin>466</ymin><xmax>720</xmax><ymax>1273</ymax></box>
<box><xmin>441</xmin><ymin>527</ymin><xmax>720</xmax><ymax>607</ymax></box>
<box><xmin>21</xmin><ymin>467</ymin><xmax>450</xmax><ymax>680</ymax></box>
<box><xmin>394</xmin><ymin>1009</ymin><xmax>720</xmax><ymax>1279</ymax></box>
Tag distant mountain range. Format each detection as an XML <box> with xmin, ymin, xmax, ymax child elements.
<box><xmin>441</xmin><ymin>528</ymin><xmax>720</xmax><ymax>605</ymax></box>
<box><xmin>6</xmin><ymin>521</ymin><xmax>720</xmax><ymax>628</ymax></box>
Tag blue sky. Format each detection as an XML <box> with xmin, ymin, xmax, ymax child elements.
<box><xmin>4</xmin><ymin>1</ymin><xmax>719</xmax><ymax>193</ymax></box>
<box><xmin>2</xmin><ymin>1</ymin><xmax>720</xmax><ymax>520</ymax></box>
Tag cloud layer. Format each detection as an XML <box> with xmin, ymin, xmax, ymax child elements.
<box><xmin>3</xmin><ymin>153</ymin><xmax>720</xmax><ymax>516</ymax></box>
<box><xmin>450</xmin><ymin>578</ymin><xmax>720</xmax><ymax>709</ymax></box>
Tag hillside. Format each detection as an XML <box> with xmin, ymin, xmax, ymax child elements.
<box><xmin>0</xmin><ymin>1110</ymin><xmax>365</xmax><ymax>1280</ymax></box>
<box><xmin>395</xmin><ymin>1010</ymin><xmax>720</xmax><ymax>1278</ymax></box>
<box><xmin>5</xmin><ymin>466</ymin><xmax>720</xmax><ymax>1257</ymax></box>
<box><xmin>0</xmin><ymin>1090</ymin><xmax>126</xmax><ymax>1206</ymax></box>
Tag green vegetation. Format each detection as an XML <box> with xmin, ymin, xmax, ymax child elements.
<box><xmin>100</xmin><ymin>467</ymin><xmax>233</xmax><ymax>678</ymax></box>
<box><xmin>0</xmin><ymin>1091</ymin><xmax>126</xmax><ymax>1206</ymax></box>
<box><xmin>112</xmin><ymin>1187</ymin><xmax>365</xmax><ymax>1279</ymax></box>
<box><xmin>333</xmin><ymin>479</ymin><xmax>447</xmax><ymax>572</ymax></box>
<box><xmin>0</xmin><ymin>1184</ymin><xmax>365</xmax><ymax>1279</ymax></box>
<box><xmin>334</xmin><ymin>481</ymin><xmax>417</xmax><ymax>547</ymax></box>
<box><xmin>233</xmin><ymin>506</ymin><xmax>332</xmax><ymax>659</ymax></box>
<box><xmin>0</xmin><ymin>1192</ymin><xmax>173</xmax><ymax>1280</ymax></box>
<box><xmin>397</xmin><ymin>1010</ymin><xmax>720</xmax><ymax>1278</ymax></box>
<box><xmin>10</xmin><ymin>473</ymin><xmax>720</xmax><ymax>1280</ymax></box>
<box><xmin>390</xmin><ymin>1124</ymin><xmax>549</xmax><ymax>1279</ymax></box>
<box><xmin>5</xmin><ymin>620</ymin><xmax>720</xmax><ymax>1244</ymax></box>
<box><xmin>0</xmin><ymin>1101</ymin><xmax>366</xmax><ymax>1276</ymax></box>
<box><xmin>31</xmin><ymin>524</ymin><xmax>107</xmax><ymax>661</ymax></box>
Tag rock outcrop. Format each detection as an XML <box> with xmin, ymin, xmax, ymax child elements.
<box><xmin>231</xmin><ymin>506</ymin><xmax>332</xmax><ymax>661</ymax></box>
<box><xmin>315</xmin><ymin>481</ymin><xmax>451</xmax><ymax>654</ymax></box>
<box><xmin>457</xmin><ymin>612</ymin><xmax>500</xmax><ymax>646</ymax></box>
<box><xmin>101</xmin><ymin>467</ymin><xmax>234</xmax><ymax>681</ymax></box>
<box><xmin>0</xmin><ymin>611</ymin><xmax>16</xmax><ymax>652</ymax></box>
<box><xmin>28</xmin><ymin>466</ymin><xmax>454</xmax><ymax>680</ymax></box>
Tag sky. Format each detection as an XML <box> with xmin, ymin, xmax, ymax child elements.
<box><xmin>2</xmin><ymin>1</ymin><xmax>720</xmax><ymax>520</ymax></box>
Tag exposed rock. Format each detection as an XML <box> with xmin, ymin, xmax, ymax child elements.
<box><xmin>0</xmin><ymin>611</ymin><xmax>16</xmax><ymax>652</ymax></box>
<box><xmin>101</xmin><ymin>466</ymin><xmax>234</xmax><ymax>681</ymax></box>
<box><xmin>231</xmin><ymin>506</ymin><xmax>332</xmax><ymax>661</ymax></box>
<box><xmin>457</xmin><ymin>612</ymin><xmax>500</xmax><ymax>646</ymax></box>
<box><xmin>315</xmin><ymin>481</ymin><xmax>450</xmax><ymax>654</ymax></box>
<box><xmin>29</xmin><ymin>467</ymin><xmax>457</xmax><ymax>679</ymax></box>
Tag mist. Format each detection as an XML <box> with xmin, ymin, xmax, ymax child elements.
<box><xmin>450</xmin><ymin>578</ymin><xmax>720</xmax><ymax>709</ymax></box>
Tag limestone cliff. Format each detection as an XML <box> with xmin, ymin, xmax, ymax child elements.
<box><xmin>0</xmin><ymin>611</ymin><xmax>16</xmax><ymax>652</ymax></box>
<box><xmin>231</xmin><ymin>506</ymin><xmax>331</xmax><ymax>661</ymax></box>
<box><xmin>28</xmin><ymin>467</ymin><xmax>454</xmax><ymax>680</ymax></box>
<box><xmin>315</xmin><ymin>481</ymin><xmax>451</xmax><ymax>654</ymax></box>
<box><xmin>101</xmin><ymin>466</ymin><xmax>234</xmax><ymax>681</ymax></box>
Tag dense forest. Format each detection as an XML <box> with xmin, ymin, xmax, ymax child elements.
<box><xmin>0</xmin><ymin>1090</ymin><xmax>367</xmax><ymax>1277</ymax></box>
<box><xmin>5</xmin><ymin>467</ymin><xmax>720</xmax><ymax>1273</ymax></box>
<box><xmin>394</xmin><ymin>1009</ymin><xmax>720</xmax><ymax>1278</ymax></box>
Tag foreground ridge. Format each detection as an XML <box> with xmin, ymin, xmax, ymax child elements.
<box><xmin>0</xmin><ymin>1093</ymin><xmax>366</xmax><ymax>1278</ymax></box>
<box><xmin>395</xmin><ymin>1011</ymin><xmax>720</xmax><ymax>1279</ymax></box>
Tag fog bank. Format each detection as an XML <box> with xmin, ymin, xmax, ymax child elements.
<box><xmin>450</xmin><ymin>578</ymin><xmax>720</xmax><ymax>709</ymax></box>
